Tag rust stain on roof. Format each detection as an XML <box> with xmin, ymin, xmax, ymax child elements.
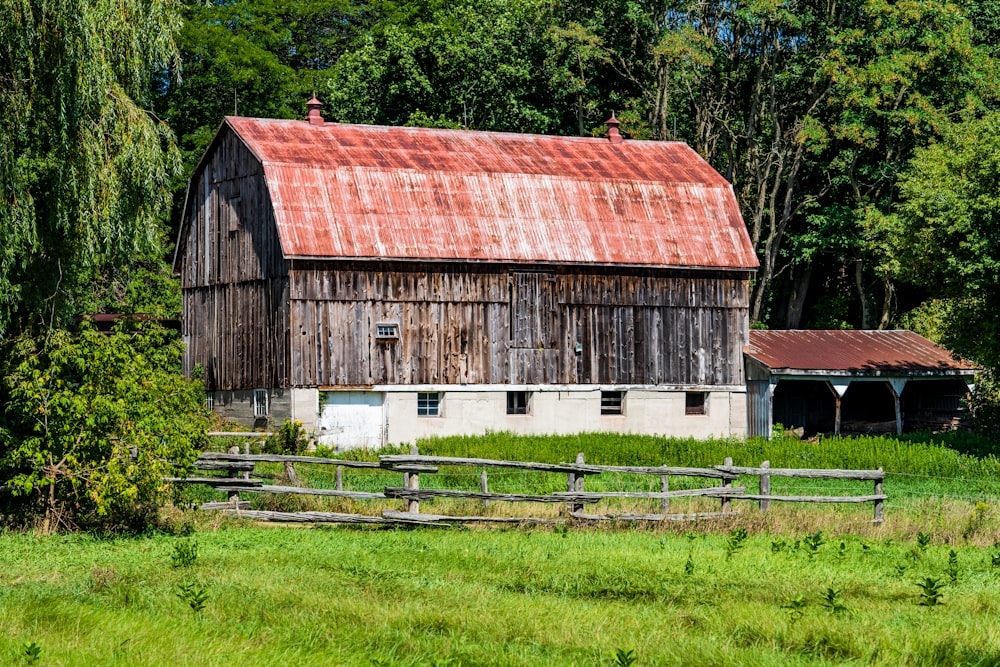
<box><xmin>745</xmin><ymin>330</ymin><xmax>977</xmax><ymax>374</ymax></box>
<box><xmin>224</xmin><ymin>117</ymin><xmax>758</xmax><ymax>269</ymax></box>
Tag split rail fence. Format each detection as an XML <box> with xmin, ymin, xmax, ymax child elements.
<box><xmin>168</xmin><ymin>447</ymin><xmax>886</xmax><ymax>526</ymax></box>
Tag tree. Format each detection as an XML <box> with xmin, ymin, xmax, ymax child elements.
<box><xmin>323</xmin><ymin>0</ymin><xmax>559</xmax><ymax>133</ymax></box>
<box><xmin>888</xmin><ymin>112</ymin><xmax>1000</xmax><ymax>370</ymax></box>
<box><xmin>157</xmin><ymin>0</ymin><xmax>367</xmax><ymax>169</ymax></box>
<box><xmin>0</xmin><ymin>322</ymin><xmax>208</xmax><ymax>533</ymax></box>
<box><xmin>0</xmin><ymin>0</ymin><xmax>183</xmax><ymax>337</ymax></box>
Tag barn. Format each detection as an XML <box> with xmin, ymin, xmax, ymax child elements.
<box><xmin>173</xmin><ymin>100</ymin><xmax>759</xmax><ymax>447</ymax></box>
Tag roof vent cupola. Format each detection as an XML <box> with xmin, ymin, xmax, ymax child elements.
<box><xmin>605</xmin><ymin>112</ymin><xmax>623</xmax><ymax>144</ymax></box>
<box><xmin>306</xmin><ymin>95</ymin><xmax>325</xmax><ymax>125</ymax></box>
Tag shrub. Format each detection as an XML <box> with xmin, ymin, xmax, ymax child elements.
<box><xmin>0</xmin><ymin>321</ymin><xmax>208</xmax><ymax>533</ymax></box>
<box><xmin>264</xmin><ymin>420</ymin><xmax>308</xmax><ymax>456</ymax></box>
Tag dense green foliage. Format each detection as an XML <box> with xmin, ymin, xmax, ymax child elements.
<box><xmin>889</xmin><ymin>112</ymin><xmax>1000</xmax><ymax>371</ymax></box>
<box><xmin>2</xmin><ymin>527</ymin><xmax>1000</xmax><ymax>665</ymax></box>
<box><xmin>0</xmin><ymin>0</ymin><xmax>183</xmax><ymax>336</ymax></box>
<box><xmin>0</xmin><ymin>323</ymin><xmax>208</xmax><ymax>533</ymax></box>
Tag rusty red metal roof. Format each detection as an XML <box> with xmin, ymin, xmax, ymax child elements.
<box><xmin>745</xmin><ymin>330</ymin><xmax>976</xmax><ymax>375</ymax></box>
<box><xmin>222</xmin><ymin>117</ymin><xmax>758</xmax><ymax>269</ymax></box>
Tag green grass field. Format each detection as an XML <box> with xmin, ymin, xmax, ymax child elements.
<box><xmin>2</xmin><ymin>526</ymin><xmax>1000</xmax><ymax>666</ymax></box>
<box><xmin>4</xmin><ymin>431</ymin><xmax>1000</xmax><ymax>666</ymax></box>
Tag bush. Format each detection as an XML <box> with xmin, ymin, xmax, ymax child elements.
<box><xmin>263</xmin><ymin>420</ymin><xmax>307</xmax><ymax>456</ymax></box>
<box><xmin>0</xmin><ymin>321</ymin><xmax>208</xmax><ymax>533</ymax></box>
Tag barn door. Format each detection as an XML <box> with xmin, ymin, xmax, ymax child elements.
<box><xmin>509</xmin><ymin>273</ymin><xmax>559</xmax><ymax>383</ymax></box>
<box><xmin>509</xmin><ymin>272</ymin><xmax>557</xmax><ymax>349</ymax></box>
<box><xmin>318</xmin><ymin>391</ymin><xmax>386</xmax><ymax>449</ymax></box>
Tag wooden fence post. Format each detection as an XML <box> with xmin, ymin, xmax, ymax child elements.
<box><xmin>572</xmin><ymin>452</ymin><xmax>585</xmax><ymax>514</ymax></box>
<box><xmin>407</xmin><ymin>444</ymin><xmax>420</xmax><ymax>514</ymax></box>
<box><xmin>227</xmin><ymin>446</ymin><xmax>242</xmax><ymax>504</ymax></box>
<box><xmin>874</xmin><ymin>467</ymin><xmax>884</xmax><ymax>523</ymax></box>
<box><xmin>759</xmin><ymin>460</ymin><xmax>770</xmax><ymax>512</ymax></box>
<box><xmin>721</xmin><ymin>456</ymin><xmax>733</xmax><ymax>513</ymax></box>
<box><xmin>335</xmin><ymin>465</ymin><xmax>343</xmax><ymax>492</ymax></box>
<box><xmin>480</xmin><ymin>470</ymin><xmax>490</xmax><ymax>508</ymax></box>
<box><xmin>660</xmin><ymin>473</ymin><xmax>669</xmax><ymax>516</ymax></box>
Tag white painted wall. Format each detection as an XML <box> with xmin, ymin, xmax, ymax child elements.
<box><xmin>319</xmin><ymin>387</ymin><xmax>744</xmax><ymax>449</ymax></box>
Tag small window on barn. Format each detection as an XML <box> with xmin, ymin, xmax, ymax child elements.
<box><xmin>417</xmin><ymin>392</ymin><xmax>441</xmax><ymax>417</ymax></box>
<box><xmin>685</xmin><ymin>392</ymin><xmax>707</xmax><ymax>415</ymax></box>
<box><xmin>204</xmin><ymin>394</ymin><xmax>214</xmax><ymax>411</ymax></box>
<box><xmin>601</xmin><ymin>391</ymin><xmax>624</xmax><ymax>415</ymax></box>
<box><xmin>375</xmin><ymin>323</ymin><xmax>400</xmax><ymax>340</ymax></box>
<box><xmin>253</xmin><ymin>389</ymin><xmax>269</xmax><ymax>419</ymax></box>
<box><xmin>507</xmin><ymin>391</ymin><xmax>530</xmax><ymax>415</ymax></box>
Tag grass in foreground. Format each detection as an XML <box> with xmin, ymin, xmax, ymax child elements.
<box><xmin>2</xmin><ymin>524</ymin><xmax>1000</xmax><ymax>666</ymax></box>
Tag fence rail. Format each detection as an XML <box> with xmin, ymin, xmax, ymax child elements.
<box><xmin>170</xmin><ymin>447</ymin><xmax>886</xmax><ymax>526</ymax></box>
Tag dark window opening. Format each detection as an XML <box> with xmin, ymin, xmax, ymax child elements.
<box><xmin>601</xmin><ymin>391</ymin><xmax>624</xmax><ymax>415</ymax></box>
<box><xmin>685</xmin><ymin>392</ymin><xmax>707</xmax><ymax>415</ymax></box>
<box><xmin>417</xmin><ymin>392</ymin><xmax>441</xmax><ymax>417</ymax></box>
<box><xmin>507</xmin><ymin>391</ymin><xmax>529</xmax><ymax>415</ymax></box>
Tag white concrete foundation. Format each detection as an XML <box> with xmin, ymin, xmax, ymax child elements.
<box><xmin>297</xmin><ymin>386</ymin><xmax>746</xmax><ymax>449</ymax></box>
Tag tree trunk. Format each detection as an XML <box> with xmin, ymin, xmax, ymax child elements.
<box><xmin>855</xmin><ymin>260</ymin><xmax>872</xmax><ymax>329</ymax></box>
<box><xmin>785</xmin><ymin>263</ymin><xmax>813</xmax><ymax>328</ymax></box>
<box><xmin>878</xmin><ymin>278</ymin><xmax>894</xmax><ymax>329</ymax></box>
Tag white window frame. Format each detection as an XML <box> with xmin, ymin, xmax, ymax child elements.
<box><xmin>375</xmin><ymin>322</ymin><xmax>400</xmax><ymax>340</ymax></box>
<box><xmin>253</xmin><ymin>388</ymin><xmax>269</xmax><ymax>419</ymax></box>
<box><xmin>417</xmin><ymin>392</ymin><xmax>441</xmax><ymax>417</ymax></box>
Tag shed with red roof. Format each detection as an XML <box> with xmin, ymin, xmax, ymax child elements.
<box><xmin>744</xmin><ymin>330</ymin><xmax>977</xmax><ymax>438</ymax></box>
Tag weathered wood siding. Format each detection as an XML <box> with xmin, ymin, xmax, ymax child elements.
<box><xmin>289</xmin><ymin>264</ymin><xmax>750</xmax><ymax>388</ymax></box>
<box><xmin>178</xmin><ymin>128</ymin><xmax>289</xmax><ymax>390</ymax></box>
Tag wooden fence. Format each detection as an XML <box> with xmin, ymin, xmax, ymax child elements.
<box><xmin>169</xmin><ymin>447</ymin><xmax>886</xmax><ymax>526</ymax></box>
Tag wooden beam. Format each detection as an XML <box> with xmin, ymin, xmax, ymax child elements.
<box><xmin>715</xmin><ymin>466</ymin><xmax>884</xmax><ymax>480</ymax></box>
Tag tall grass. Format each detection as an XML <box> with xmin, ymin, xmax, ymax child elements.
<box><xmin>411</xmin><ymin>431</ymin><xmax>1000</xmax><ymax>479</ymax></box>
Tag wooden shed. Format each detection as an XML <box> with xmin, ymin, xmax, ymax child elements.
<box><xmin>744</xmin><ymin>330</ymin><xmax>977</xmax><ymax>439</ymax></box>
<box><xmin>173</xmin><ymin>102</ymin><xmax>759</xmax><ymax>447</ymax></box>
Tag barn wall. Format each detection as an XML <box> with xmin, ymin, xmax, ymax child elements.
<box><xmin>288</xmin><ymin>264</ymin><xmax>750</xmax><ymax>389</ymax></box>
<box><xmin>178</xmin><ymin>128</ymin><xmax>290</xmax><ymax>390</ymax></box>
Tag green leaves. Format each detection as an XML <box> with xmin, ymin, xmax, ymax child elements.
<box><xmin>0</xmin><ymin>321</ymin><xmax>208</xmax><ymax>532</ymax></box>
<box><xmin>0</xmin><ymin>0</ymin><xmax>183</xmax><ymax>338</ymax></box>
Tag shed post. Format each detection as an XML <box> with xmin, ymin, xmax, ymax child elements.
<box><xmin>889</xmin><ymin>379</ymin><xmax>907</xmax><ymax>436</ymax></box>
<box><xmin>826</xmin><ymin>380</ymin><xmax>850</xmax><ymax>437</ymax></box>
